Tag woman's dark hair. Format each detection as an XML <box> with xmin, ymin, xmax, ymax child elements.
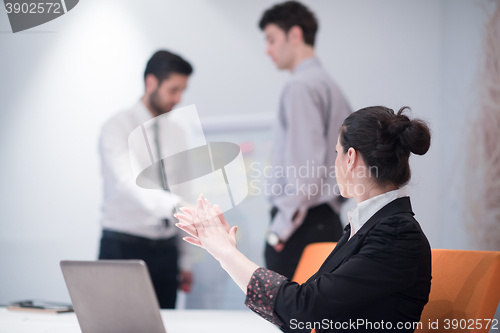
<box><xmin>339</xmin><ymin>106</ymin><xmax>431</xmax><ymax>188</ymax></box>
<box><xmin>144</xmin><ymin>50</ymin><xmax>193</xmax><ymax>84</ymax></box>
<box><xmin>259</xmin><ymin>1</ymin><xmax>318</xmax><ymax>47</ymax></box>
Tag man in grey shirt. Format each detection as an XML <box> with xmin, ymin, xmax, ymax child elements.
<box><xmin>259</xmin><ymin>1</ymin><xmax>351</xmax><ymax>279</ymax></box>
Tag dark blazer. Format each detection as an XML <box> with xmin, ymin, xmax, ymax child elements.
<box><xmin>270</xmin><ymin>196</ymin><xmax>432</xmax><ymax>332</ymax></box>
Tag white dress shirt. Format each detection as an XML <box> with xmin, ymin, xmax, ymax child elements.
<box><xmin>347</xmin><ymin>187</ymin><xmax>408</xmax><ymax>240</ymax></box>
<box><xmin>98</xmin><ymin>100</ymin><xmax>192</xmax><ymax>270</ymax></box>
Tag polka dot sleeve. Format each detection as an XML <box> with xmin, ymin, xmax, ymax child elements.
<box><xmin>244</xmin><ymin>267</ymin><xmax>287</xmax><ymax>328</ymax></box>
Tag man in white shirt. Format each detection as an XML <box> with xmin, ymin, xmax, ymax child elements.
<box><xmin>98</xmin><ymin>50</ymin><xmax>193</xmax><ymax>308</ymax></box>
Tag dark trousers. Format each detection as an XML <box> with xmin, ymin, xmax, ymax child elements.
<box><xmin>98</xmin><ymin>229</ymin><xmax>179</xmax><ymax>309</ymax></box>
<box><xmin>265</xmin><ymin>203</ymin><xmax>343</xmax><ymax>280</ymax></box>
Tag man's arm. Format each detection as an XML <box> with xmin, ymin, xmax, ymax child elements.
<box><xmin>176</xmin><ymin>231</ymin><xmax>195</xmax><ymax>292</ymax></box>
<box><xmin>270</xmin><ymin>81</ymin><xmax>328</xmax><ymax>243</ymax></box>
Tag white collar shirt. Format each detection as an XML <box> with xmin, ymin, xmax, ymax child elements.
<box><xmin>348</xmin><ymin>188</ymin><xmax>409</xmax><ymax>240</ymax></box>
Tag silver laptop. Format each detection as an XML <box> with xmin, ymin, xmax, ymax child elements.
<box><xmin>60</xmin><ymin>260</ymin><xmax>166</xmax><ymax>333</ymax></box>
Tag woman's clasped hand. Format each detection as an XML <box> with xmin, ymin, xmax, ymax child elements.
<box><xmin>174</xmin><ymin>194</ymin><xmax>238</xmax><ymax>261</ymax></box>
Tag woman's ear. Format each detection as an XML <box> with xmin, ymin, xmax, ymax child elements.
<box><xmin>347</xmin><ymin>147</ymin><xmax>356</xmax><ymax>172</ymax></box>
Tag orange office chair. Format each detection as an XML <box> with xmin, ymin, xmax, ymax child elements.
<box><xmin>292</xmin><ymin>242</ymin><xmax>337</xmax><ymax>284</ymax></box>
<box><xmin>292</xmin><ymin>242</ymin><xmax>336</xmax><ymax>333</ymax></box>
<box><xmin>417</xmin><ymin>249</ymin><xmax>500</xmax><ymax>333</ymax></box>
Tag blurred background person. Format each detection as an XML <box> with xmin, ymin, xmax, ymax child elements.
<box><xmin>98</xmin><ymin>50</ymin><xmax>194</xmax><ymax>308</ymax></box>
<box><xmin>259</xmin><ymin>1</ymin><xmax>352</xmax><ymax>279</ymax></box>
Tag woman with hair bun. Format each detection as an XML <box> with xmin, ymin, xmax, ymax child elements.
<box><xmin>175</xmin><ymin>106</ymin><xmax>432</xmax><ymax>333</ymax></box>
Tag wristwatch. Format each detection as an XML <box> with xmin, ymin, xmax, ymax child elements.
<box><xmin>266</xmin><ymin>232</ymin><xmax>281</xmax><ymax>247</ymax></box>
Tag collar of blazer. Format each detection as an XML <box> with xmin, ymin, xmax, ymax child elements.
<box><xmin>307</xmin><ymin>196</ymin><xmax>415</xmax><ymax>282</ymax></box>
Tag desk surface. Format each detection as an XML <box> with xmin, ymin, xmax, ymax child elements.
<box><xmin>0</xmin><ymin>307</ymin><xmax>280</xmax><ymax>333</ymax></box>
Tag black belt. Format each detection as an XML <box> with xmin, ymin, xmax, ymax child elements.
<box><xmin>102</xmin><ymin>229</ymin><xmax>176</xmax><ymax>248</ymax></box>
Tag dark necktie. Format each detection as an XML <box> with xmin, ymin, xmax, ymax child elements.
<box><xmin>153</xmin><ymin>119</ymin><xmax>170</xmax><ymax>227</ymax></box>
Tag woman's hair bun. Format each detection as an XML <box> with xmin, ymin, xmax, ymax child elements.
<box><xmin>339</xmin><ymin>105</ymin><xmax>431</xmax><ymax>188</ymax></box>
<box><xmin>384</xmin><ymin>107</ymin><xmax>431</xmax><ymax>156</ymax></box>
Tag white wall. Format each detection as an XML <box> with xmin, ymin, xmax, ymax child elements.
<box><xmin>0</xmin><ymin>0</ymin><xmax>493</xmax><ymax>305</ymax></box>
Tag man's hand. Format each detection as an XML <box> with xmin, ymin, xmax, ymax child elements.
<box><xmin>273</xmin><ymin>242</ymin><xmax>285</xmax><ymax>252</ymax></box>
<box><xmin>178</xmin><ymin>271</ymin><xmax>193</xmax><ymax>293</ymax></box>
<box><xmin>270</xmin><ymin>208</ymin><xmax>304</xmax><ymax>252</ymax></box>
